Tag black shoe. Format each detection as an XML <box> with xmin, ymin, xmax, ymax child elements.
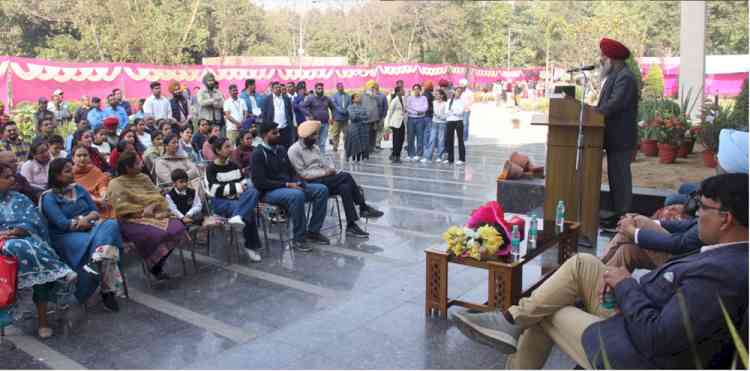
<box><xmin>305</xmin><ymin>232</ymin><xmax>330</xmax><ymax>245</ymax></box>
<box><xmin>290</xmin><ymin>240</ymin><xmax>313</xmax><ymax>252</ymax></box>
<box><xmin>392</xmin><ymin>158</ymin><xmax>401</xmax><ymax>164</ymax></box>
<box><xmin>360</xmin><ymin>205</ymin><xmax>384</xmax><ymax>218</ymax></box>
<box><xmin>101</xmin><ymin>292</ymin><xmax>120</xmax><ymax>312</ymax></box>
<box><xmin>346</xmin><ymin>223</ymin><xmax>370</xmax><ymax>238</ymax></box>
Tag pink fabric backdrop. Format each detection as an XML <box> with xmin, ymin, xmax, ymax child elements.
<box><xmin>0</xmin><ymin>56</ymin><xmax>745</xmax><ymax>107</ymax></box>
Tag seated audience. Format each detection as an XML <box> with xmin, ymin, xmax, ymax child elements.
<box><xmin>143</xmin><ymin>131</ymin><xmax>165</xmax><ymax>173</ymax></box>
<box><xmin>177</xmin><ymin>126</ymin><xmax>199</xmax><ymax>162</ymax></box>
<box><xmin>230</xmin><ymin>129</ymin><xmax>254</xmax><ymax>177</ymax></box>
<box><xmin>20</xmin><ymin>140</ymin><xmax>51</xmax><ymax>190</ymax></box>
<box><xmin>40</xmin><ymin>158</ymin><xmax>124</xmax><ymax>312</ymax></box>
<box><xmin>32</xmin><ymin>115</ymin><xmax>57</xmax><ymax>146</ymax></box>
<box><xmin>201</xmin><ymin>125</ymin><xmax>222</xmax><ymax>162</ymax></box>
<box><xmin>192</xmin><ymin>118</ymin><xmax>211</xmax><ymax>158</ymax></box>
<box><xmin>288</xmin><ymin>121</ymin><xmax>383</xmax><ymax>237</ymax></box>
<box><xmin>205</xmin><ymin>137</ymin><xmax>262</xmax><ymax>262</ymax></box>
<box><xmin>159</xmin><ymin>119</ymin><xmax>174</xmax><ymax>138</ymax></box>
<box><xmin>0</xmin><ymin>163</ymin><xmax>77</xmax><ymax>339</ymax></box>
<box><xmin>72</xmin><ymin>145</ymin><xmax>113</xmax><ymax>218</ymax></box>
<box><xmin>48</xmin><ymin>134</ymin><xmax>67</xmax><ymax>159</ymax></box>
<box><xmin>453</xmin><ymin>173</ymin><xmax>748</xmax><ymax>369</ymax></box>
<box><xmin>106</xmin><ymin>151</ymin><xmax>189</xmax><ymax>280</ymax></box>
<box><xmin>109</xmin><ymin>140</ymin><xmax>139</xmax><ymax>175</ymax></box>
<box><xmin>135</xmin><ymin>118</ymin><xmax>152</xmax><ymax>148</ymax></box>
<box><xmin>166</xmin><ymin>168</ymin><xmax>202</xmax><ymax>226</ymax></box>
<box><xmin>91</xmin><ymin>127</ymin><xmax>113</xmax><ymax>159</ymax></box>
<box><xmin>251</xmin><ymin>121</ymin><xmax>330</xmax><ymax>252</ymax></box>
<box><xmin>65</xmin><ymin>119</ymin><xmax>90</xmax><ymax>153</ymax></box>
<box><xmin>153</xmin><ymin>133</ymin><xmax>201</xmax><ymax>191</ymax></box>
<box><xmin>101</xmin><ymin>117</ymin><xmax>120</xmax><ymax>148</ymax></box>
<box><xmin>0</xmin><ymin>150</ymin><xmax>42</xmax><ymax>203</ymax></box>
<box><xmin>2</xmin><ymin>122</ymin><xmax>31</xmax><ymax>164</ymax></box>
<box><xmin>73</xmin><ymin>129</ymin><xmax>111</xmax><ymax>173</ymax></box>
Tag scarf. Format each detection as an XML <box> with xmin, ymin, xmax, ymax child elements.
<box><xmin>106</xmin><ymin>173</ymin><xmax>170</xmax><ymax>230</ymax></box>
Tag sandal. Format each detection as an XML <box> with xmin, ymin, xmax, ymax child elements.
<box><xmin>37</xmin><ymin>327</ymin><xmax>53</xmax><ymax>339</ymax></box>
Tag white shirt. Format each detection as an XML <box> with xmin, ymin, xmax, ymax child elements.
<box><xmin>273</xmin><ymin>95</ymin><xmax>287</xmax><ymax>128</ymax></box>
<box><xmin>143</xmin><ymin>95</ymin><xmax>173</xmax><ymax>120</ymax></box>
<box><xmin>223</xmin><ymin>97</ymin><xmax>247</xmax><ymax>132</ymax></box>
<box><xmin>138</xmin><ymin>132</ymin><xmax>152</xmax><ymax>149</ymax></box>
<box><xmin>446</xmin><ymin>96</ymin><xmax>465</xmax><ymax>121</ymax></box>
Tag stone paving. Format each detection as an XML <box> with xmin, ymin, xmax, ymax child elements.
<box><xmin>2</xmin><ymin>104</ymin><xmax>606</xmax><ymax>369</ymax></box>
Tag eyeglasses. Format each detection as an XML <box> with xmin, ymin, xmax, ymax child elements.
<box><xmin>697</xmin><ymin>198</ymin><xmax>727</xmax><ymax>215</ymax></box>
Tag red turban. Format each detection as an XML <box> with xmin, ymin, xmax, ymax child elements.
<box><xmin>102</xmin><ymin>116</ymin><xmax>119</xmax><ymax>130</ymax></box>
<box><xmin>599</xmin><ymin>38</ymin><xmax>630</xmax><ymax>60</ymax></box>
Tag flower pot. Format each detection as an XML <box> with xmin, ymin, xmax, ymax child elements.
<box><xmin>702</xmin><ymin>150</ymin><xmax>718</xmax><ymax>168</ymax></box>
<box><xmin>657</xmin><ymin>143</ymin><xmax>677</xmax><ymax>164</ymax></box>
<box><xmin>641</xmin><ymin>139</ymin><xmax>658</xmax><ymax>157</ymax></box>
<box><xmin>677</xmin><ymin>142</ymin><xmax>690</xmax><ymax>158</ymax></box>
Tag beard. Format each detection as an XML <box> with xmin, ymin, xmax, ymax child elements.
<box><xmin>303</xmin><ymin>138</ymin><xmax>317</xmax><ymax>148</ymax></box>
<box><xmin>599</xmin><ymin>58</ymin><xmax>613</xmax><ymax>80</ymax></box>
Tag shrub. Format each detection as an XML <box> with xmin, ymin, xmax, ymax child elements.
<box><xmin>731</xmin><ymin>77</ymin><xmax>748</xmax><ymax>127</ymax></box>
<box><xmin>643</xmin><ymin>64</ymin><xmax>665</xmax><ymax>99</ymax></box>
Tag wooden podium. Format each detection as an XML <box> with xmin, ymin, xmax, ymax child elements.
<box><xmin>533</xmin><ymin>97</ymin><xmax>604</xmax><ymax>246</ymax></box>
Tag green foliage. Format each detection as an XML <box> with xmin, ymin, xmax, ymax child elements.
<box><xmin>718</xmin><ymin>297</ymin><xmax>748</xmax><ymax>369</ymax></box>
<box><xmin>643</xmin><ymin>65</ymin><xmax>665</xmax><ymax>99</ymax></box>
<box><xmin>731</xmin><ymin>78</ymin><xmax>749</xmax><ymax>127</ymax></box>
<box><xmin>699</xmin><ymin>102</ymin><xmax>737</xmax><ymax>152</ymax></box>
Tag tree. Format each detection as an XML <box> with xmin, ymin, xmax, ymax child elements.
<box><xmin>643</xmin><ymin>64</ymin><xmax>665</xmax><ymax>99</ymax></box>
<box><xmin>731</xmin><ymin>78</ymin><xmax>749</xmax><ymax>127</ymax></box>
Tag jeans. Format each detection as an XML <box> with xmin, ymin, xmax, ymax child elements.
<box><xmin>406</xmin><ymin>116</ymin><xmax>427</xmax><ymax>157</ymax></box>
<box><xmin>424</xmin><ymin>120</ymin><xmax>447</xmax><ymax>161</ymax></box>
<box><xmin>445</xmin><ymin>120</ymin><xmax>465</xmax><ymax>162</ymax></box>
<box><xmin>263</xmin><ymin>183</ymin><xmax>328</xmax><ymax>241</ymax></box>
<box><xmin>462</xmin><ymin>111</ymin><xmax>471</xmax><ymax>142</ymax></box>
<box><xmin>313</xmin><ymin>172</ymin><xmax>365</xmax><ymax>224</ymax></box>
<box><xmin>317</xmin><ymin>121</ymin><xmax>329</xmax><ymax>153</ymax></box>
<box><xmin>390</xmin><ymin>125</ymin><xmax>405</xmax><ymax>159</ymax></box>
<box><xmin>211</xmin><ymin>188</ymin><xmax>261</xmax><ymax>249</ymax></box>
<box><xmin>421</xmin><ymin>117</ymin><xmax>432</xmax><ymax>155</ymax></box>
<box><xmin>664</xmin><ymin>182</ymin><xmax>700</xmax><ymax>206</ymax></box>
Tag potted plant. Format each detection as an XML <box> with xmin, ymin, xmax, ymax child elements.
<box><xmin>698</xmin><ymin>103</ymin><xmax>735</xmax><ymax>168</ymax></box>
<box><xmin>654</xmin><ymin>115</ymin><xmax>687</xmax><ymax>164</ymax></box>
<box><xmin>638</xmin><ymin>119</ymin><xmax>660</xmax><ymax>156</ymax></box>
<box><xmin>638</xmin><ymin>98</ymin><xmax>680</xmax><ymax>157</ymax></box>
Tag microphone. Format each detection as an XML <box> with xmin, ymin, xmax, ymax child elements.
<box><xmin>566</xmin><ymin>64</ymin><xmax>597</xmax><ymax>73</ymax></box>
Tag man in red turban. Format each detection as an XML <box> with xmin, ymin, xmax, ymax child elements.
<box><xmin>596</xmin><ymin>37</ymin><xmax>639</xmax><ymax>227</ymax></box>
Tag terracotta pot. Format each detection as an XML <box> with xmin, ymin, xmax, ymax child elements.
<box><xmin>641</xmin><ymin>139</ymin><xmax>658</xmax><ymax>157</ymax></box>
<box><xmin>702</xmin><ymin>150</ymin><xmax>718</xmax><ymax>168</ymax></box>
<box><xmin>509</xmin><ymin>152</ymin><xmax>530</xmax><ymax>170</ymax></box>
<box><xmin>677</xmin><ymin>142</ymin><xmax>690</xmax><ymax>158</ymax></box>
<box><xmin>657</xmin><ymin>143</ymin><xmax>677</xmax><ymax>164</ymax></box>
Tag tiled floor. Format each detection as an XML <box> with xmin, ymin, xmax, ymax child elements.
<box><xmin>3</xmin><ymin>108</ymin><xmax>607</xmax><ymax>369</ymax></box>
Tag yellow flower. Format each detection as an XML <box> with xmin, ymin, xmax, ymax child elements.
<box><xmin>477</xmin><ymin>225</ymin><xmax>503</xmax><ymax>255</ymax></box>
<box><xmin>468</xmin><ymin>243</ymin><xmax>481</xmax><ymax>260</ymax></box>
<box><xmin>450</xmin><ymin>242</ymin><xmax>465</xmax><ymax>257</ymax></box>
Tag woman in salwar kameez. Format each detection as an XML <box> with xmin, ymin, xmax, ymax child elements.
<box><xmin>72</xmin><ymin>145</ymin><xmax>113</xmax><ymax>218</ymax></box>
<box><xmin>345</xmin><ymin>93</ymin><xmax>370</xmax><ymax>162</ymax></box>
<box><xmin>106</xmin><ymin>151</ymin><xmax>189</xmax><ymax>280</ymax></box>
<box><xmin>0</xmin><ymin>164</ymin><xmax>77</xmax><ymax>339</ymax></box>
<box><xmin>41</xmin><ymin>158</ymin><xmax>124</xmax><ymax>312</ymax></box>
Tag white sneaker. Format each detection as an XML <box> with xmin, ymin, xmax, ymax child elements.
<box><xmin>442</xmin><ymin>159</ymin><xmax>449</xmax><ymax>164</ymax></box>
<box><xmin>228</xmin><ymin>216</ymin><xmax>245</xmax><ymax>226</ymax></box>
<box><xmin>420</xmin><ymin>158</ymin><xmax>429</xmax><ymax>163</ymax></box>
<box><xmin>245</xmin><ymin>248</ymin><xmax>262</xmax><ymax>262</ymax></box>
<box><xmin>413</xmin><ymin>156</ymin><xmax>421</xmax><ymax>161</ymax></box>
<box><xmin>456</xmin><ymin>161</ymin><xmax>465</xmax><ymax>166</ymax></box>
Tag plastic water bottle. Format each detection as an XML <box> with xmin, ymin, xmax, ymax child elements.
<box><xmin>528</xmin><ymin>213</ymin><xmax>538</xmax><ymax>250</ymax></box>
<box><xmin>601</xmin><ymin>286</ymin><xmax>616</xmax><ymax>309</ymax></box>
<box><xmin>511</xmin><ymin>225</ymin><xmax>521</xmax><ymax>260</ymax></box>
<box><xmin>555</xmin><ymin>200</ymin><xmax>565</xmax><ymax>232</ymax></box>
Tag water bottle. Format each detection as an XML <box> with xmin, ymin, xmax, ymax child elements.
<box><xmin>511</xmin><ymin>225</ymin><xmax>521</xmax><ymax>260</ymax></box>
<box><xmin>601</xmin><ymin>286</ymin><xmax>616</xmax><ymax>309</ymax></box>
<box><xmin>528</xmin><ymin>213</ymin><xmax>538</xmax><ymax>250</ymax></box>
<box><xmin>555</xmin><ymin>200</ymin><xmax>565</xmax><ymax>232</ymax></box>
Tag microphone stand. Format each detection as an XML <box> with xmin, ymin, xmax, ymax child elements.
<box><xmin>573</xmin><ymin>68</ymin><xmax>593</xmax><ymax>248</ymax></box>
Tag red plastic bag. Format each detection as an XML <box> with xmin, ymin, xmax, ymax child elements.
<box><xmin>0</xmin><ymin>239</ymin><xmax>18</xmax><ymax>308</ymax></box>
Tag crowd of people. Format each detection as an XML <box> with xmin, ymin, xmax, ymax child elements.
<box><xmin>0</xmin><ymin>75</ymin><xmax>407</xmax><ymax>339</ymax></box>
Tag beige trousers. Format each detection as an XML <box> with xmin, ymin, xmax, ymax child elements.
<box><xmin>601</xmin><ymin>215</ymin><xmax>673</xmax><ymax>272</ymax></box>
<box><xmin>506</xmin><ymin>254</ymin><xmax>616</xmax><ymax>369</ymax></box>
<box><xmin>330</xmin><ymin>120</ymin><xmax>347</xmax><ymax>151</ymax></box>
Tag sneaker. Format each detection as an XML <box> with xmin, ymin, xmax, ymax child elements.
<box><xmin>245</xmin><ymin>248</ymin><xmax>262</xmax><ymax>262</ymax></box>
<box><xmin>305</xmin><ymin>232</ymin><xmax>330</xmax><ymax>245</ymax></box>
<box><xmin>101</xmin><ymin>292</ymin><xmax>120</xmax><ymax>312</ymax></box>
<box><xmin>420</xmin><ymin>158</ymin><xmax>429</xmax><ymax>163</ymax></box>
<box><xmin>290</xmin><ymin>240</ymin><xmax>313</xmax><ymax>252</ymax></box>
<box><xmin>359</xmin><ymin>205</ymin><xmax>384</xmax><ymax>218</ymax></box>
<box><xmin>456</xmin><ymin>160</ymin><xmax>465</xmax><ymax>166</ymax></box>
<box><xmin>228</xmin><ymin>216</ymin><xmax>245</xmax><ymax>226</ymax></box>
<box><xmin>452</xmin><ymin>310</ymin><xmax>522</xmax><ymax>354</ymax></box>
<box><xmin>413</xmin><ymin>156</ymin><xmax>421</xmax><ymax>161</ymax></box>
<box><xmin>442</xmin><ymin>159</ymin><xmax>449</xmax><ymax>164</ymax></box>
<box><xmin>346</xmin><ymin>224</ymin><xmax>369</xmax><ymax>238</ymax></box>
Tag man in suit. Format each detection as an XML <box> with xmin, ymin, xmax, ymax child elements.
<box><xmin>452</xmin><ymin>173</ymin><xmax>748</xmax><ymax>369</ymax></box>
<box><xmin>261</xmin><ymin>81</ymin><xmax>295</xmax><ymax>148</ymax></box>
<box><xmin>595</xmin><ymin>38</ymin><xmax>639</xmax><ymax>228</ymax></box>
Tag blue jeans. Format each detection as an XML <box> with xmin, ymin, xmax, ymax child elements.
<box><xmin>424</xmin><ymin>121</ymin><xmax>447</xmax><ymax>161</ymax></box>
<box><xmin>406</xmin><ymin>116</ymin><xmax>427</xmax><ymax>157</ymax></box>
<box><xmin>422</xmin><ymin>118</ymin><xmax>432</xmax><ymax>155</ymax></box>
<box><xmin>462</xmin><ymin>111</ymin><xmax>471</xmax><ymax>142</ymax></box>
<box><xmin>317</xmin><ymin>121</ymin><xmax>329</xmax><ymax>153</ymax></box>
<box><xmin>263</xmin><ymin>183</ymin><xmax>328</xmax><ymax>241</ymax></box>
<box><xmin>211</xmin><ymin>187</ymin><xmax>261</xmax><ymax>249</ymax></box>
<box><xmin>664</xmin><ymin>182</ymin><xmax>700</xmax><ymax>206</ymax></box>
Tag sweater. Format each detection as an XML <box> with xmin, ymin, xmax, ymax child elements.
<box><xmin>166</xmin><ymin>187</ymin><xmax>201</xmax><ymax>219</ymax></box>
<box><xmin>250</xmin><ymin>144</ymin><xmax>298</xmax><ymax>193</ymax></box>
<box><xmin>205</xmin><ymin>161</ymin><xmax>244</xmax><ymax>199</ymax></box>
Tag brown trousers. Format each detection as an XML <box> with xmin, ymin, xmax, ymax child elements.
<box><xmin>601</xmin><ymin>215</ymin><xmax>673</xmax><ymax>272</ymax></box>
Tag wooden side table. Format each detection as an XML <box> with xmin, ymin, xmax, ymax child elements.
<box><xmin>425</xmin><ymin>221</ymin><xmax>579</xmax><ymax>319</ymax></box>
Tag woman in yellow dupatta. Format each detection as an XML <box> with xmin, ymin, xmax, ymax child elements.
<box><xmin>106</xmin><ymin>151</ymin><xmax>189</xmax><ymax>280</ymax></box>
<box><xmin>72</xmin><ymin>145</ymin><xmax>113</xmax><ymax>218</ymax></box>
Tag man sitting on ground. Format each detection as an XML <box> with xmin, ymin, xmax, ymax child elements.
<box><xmin>288</xmin><ymin>121</ymin><xmax>384</xmax><ymax>238</ymax></box>
<box><xmin>454</xmin><ymin>173</ymin><xmax>748</xmax><ymax>369</ymax></box>
<box><xmin>601</xmin><ymin>211</ymin><xmax>702</xmax><ymax>272</ymax></box>
<box><xmin>251</xmin><ymin>121</ymin><xmax>330</xmax><ymax>252</ymax></box>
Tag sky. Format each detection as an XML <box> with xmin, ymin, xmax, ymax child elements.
<box><xmin>253</xmin><ymin>0</ymin><xmax>359</xmax><ymax>12</ymax></box>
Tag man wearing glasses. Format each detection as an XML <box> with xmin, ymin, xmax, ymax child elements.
<box><xmin>453</xmin><ymin>173</ymin><xmax>748</xmax><ymax>369</ymax></box>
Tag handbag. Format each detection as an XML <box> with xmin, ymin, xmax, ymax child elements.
<box><xmin>0</xmin><ymin>238</ymin><xmax>18</xmax><ymax>309</ymax></box>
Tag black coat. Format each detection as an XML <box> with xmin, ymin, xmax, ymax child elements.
<box><xmin>596</xmin><ymin>65</ymin><xmax>639</xmax><ymax>152</ymax></box>
<box><xmin>261</xmin><ymin>94</ymin><xmax>294</xmax><ymax>126</ymax></box>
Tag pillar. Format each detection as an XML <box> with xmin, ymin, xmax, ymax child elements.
<box><xmin>679</xmin><ymin>1</ymin><xmax>706</xmax><ymax>120</ymax></box>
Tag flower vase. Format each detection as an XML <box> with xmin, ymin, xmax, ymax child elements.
<box><xmin>657</xmin><ymin>143</ymin><xmax>677</xmax><ymax>164</ymax></box>
<box><xmin>702</xmin><ymin>150</ymin><xmax>718</xmax><ymax>168</ymax></box>
<box><xmin>641</xmin><ymin>139</ymin><xmax>658</xmax><ymax>157</ymax></box>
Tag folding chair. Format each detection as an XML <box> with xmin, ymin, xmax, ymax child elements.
<box><xmin>196</xmin><ymin>169</ymin><xmax>243</xmax><ymax>264</ymax></box>
<box><xmin>306</xmin><ymin>194</ymin><xmax>344</xmax><ymax>235</ymax></box>
<box><xmin>257</xmin><ymin>202</ymin><xmax>290</xmax><ymax>251</ymax></box>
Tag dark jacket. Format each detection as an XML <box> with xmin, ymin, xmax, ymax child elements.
<box><xmin>596</xmin><ymin>65</ymin><xmax>639</xmax><ymax>152</ymax></box>
<box><xmin>170</xmin><ymin>96</ymin><xmax>190</xmax><ymax>123</ymax></box>
<box><xmin>583</xmin><ymin>243</ymin><xmax>748</xmax><ymax>369</ymax></box>
<box><xmin>250</xmin><ymin>144</ymin><xmax>299</xmax><ymax>194</ymax></box>
<box><xmin>639</xmin><ymin>219</ymin><xmax>702</xmax><ymax>256</ymax></box>
<box><xmin>261</xmin><ymin>94</ymin><xmax>294</xmax><ymax>127</ymax></box>
<box><xmin>300</xmin><ymin>95</ymin><xmax>336</xmax><ymax>124</ymax></box>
